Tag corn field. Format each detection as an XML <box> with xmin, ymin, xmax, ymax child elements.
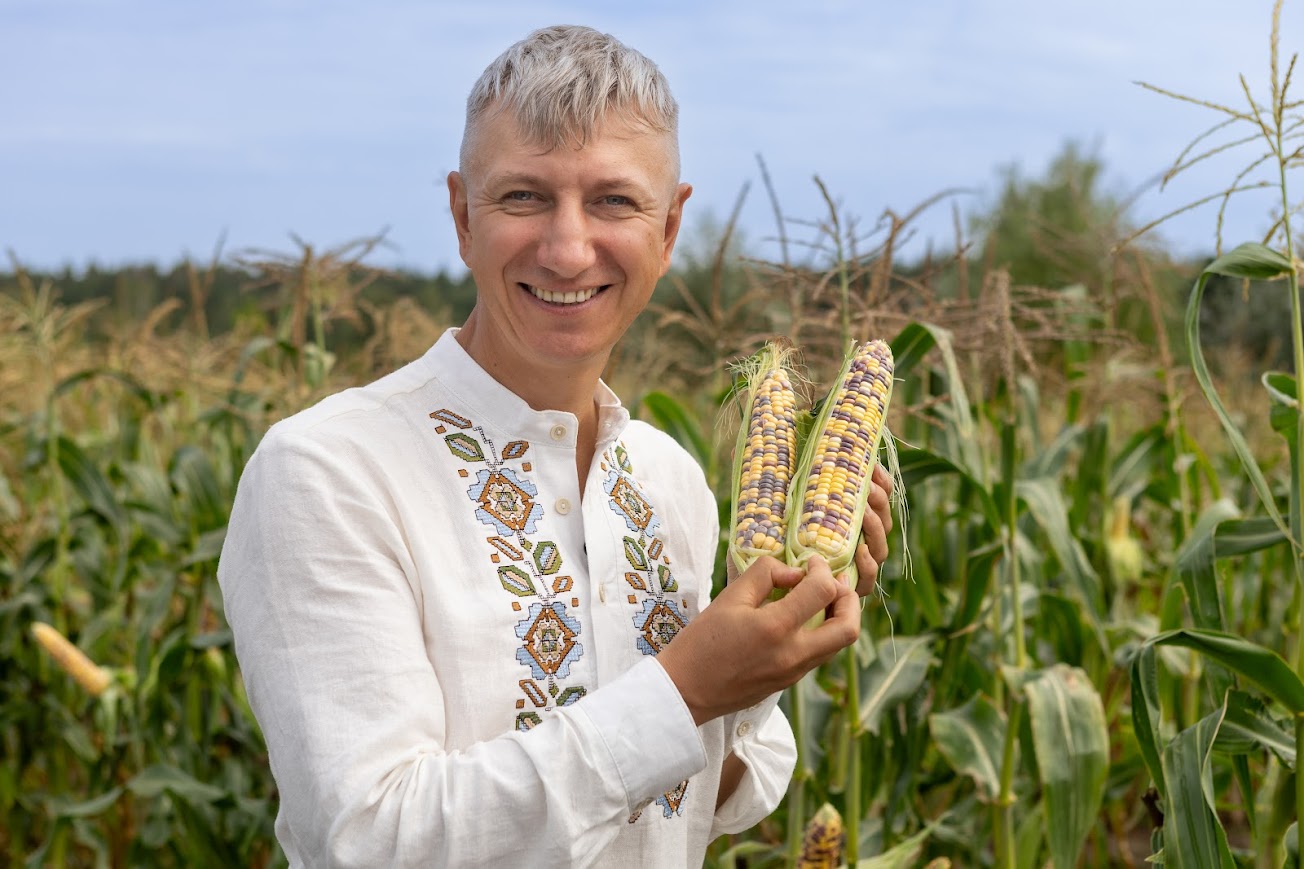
<box><xmin>3</xmin><ymin>8</ymin><xmax>1303</xmax><ymax>868</ymax></box>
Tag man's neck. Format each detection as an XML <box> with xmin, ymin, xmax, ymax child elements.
<box><xmin>454</xmin><ymin>319</ymin><xmax>605</xmax><ymax>496</ymax></box>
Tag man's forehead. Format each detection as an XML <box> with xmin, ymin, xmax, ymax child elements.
<box><xmin>465</xmin><ymin>109</ymin><xmax>679</xmax><ymax>189</ymax></box>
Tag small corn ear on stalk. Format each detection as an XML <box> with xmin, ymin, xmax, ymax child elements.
<box><xmin>796</xmin><ymin>802</ymin><xmax>844</xmax><ymax>869</ymax></box>
<box><xmin>728</xmin><ymin>340</ymin><xmax>803</xmax><ymax>574</ymax></box>
<box><xmin>785</xmin><ymin>339</ymin><xmax>895</xmax><ymax>587</ymax></box>
<box><xmin>31</xmin><ymin>621</ymin><xmax>112</xmax><ymax>696</ymax></box>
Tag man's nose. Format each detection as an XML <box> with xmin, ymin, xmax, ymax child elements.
<box><xmin>537</xmin><ymin>201</ymin><xmax>596</xmax><ymax>278</ymax></box>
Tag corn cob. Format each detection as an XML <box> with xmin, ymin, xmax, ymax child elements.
<box><xmin>728</xmin><ymin>341</ymin><xmax>804</xmax><ymax>574</ymax></box>
<box><xmin>31</xmin><ymin>621</ymin><xmax>112</xmax><ymax>696</ymax></box>
<box><xmin>784</xmin><ymin>339</ymin><xmax>895</xmax><ymax>587</ymax></box>
<box><xmin>796</xmin><ymin>802</ymin><xmax>844</xmax><ymax>869</ymax></box>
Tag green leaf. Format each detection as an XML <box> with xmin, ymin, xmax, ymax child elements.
<box><xmin>46</xmin><ymin>787</ymin><xmax>123</xmax><ymax>819</ymax></box>
<box><xmin>1130</xmin><ymin>645</ymin><xmax>1166</xmax><ymax>801</ymax></box>
<box><xmin>1213</xmin><ymin>689</ymin><xmax>1296</xmax><ymax>765</ymax></box>
<box><xmin>1185</xmin><ymin>243</ymin><xmax>1295</xmax><ymax>549</ymax></box>
<box><xmin>889</xmin><ymin>322</ymin><xmax>973</xmax><ymax>436</ymax></box>
<box><xmin>855</xmin><ymin>824</ymin><xmax>932</xmax><ymax>868</ymax></box>
<box><xmin>889</xmin><ymin>322</ymin><xmax>982</xmax><ymax>477</ymax></box>
<box><xmin>1017</xmin><ymin>478</ymin><xmax>1106</xmax><ymax>642</ymax></box>
<box><xmin>1150</xmin><ymin>628</ymin><xmax>1304</xmax><ymax>714</ymax></box>
<box><xmin>857</xmin><ymin>634</ymin><xmax>935</xmax><ymax>735</ymax></box>
<box><xmin>126</xmin><ymin>764</ymin><xmax>227</xmax><ymax>805</ymax></box>
<box><xmin>1161</xmin><ymin>707</ymin><xmax>1236</xmax><ymax>869</ymax></box>
<box><xmin>897</xmin><ymin>447</ymin><xmax>1001</xmax><ymax>531</ymax></box>
<box><xmin>1022</xmin><ymin>665</ymin><xmax>1109</xmax><ymax>869</ymax></box>
<box><xmin>1214</xmin><ymin>517</ymin><xmax>1288</xmax><ymax>557</ymax></box>
<box><xmin>54</xmin><ymin>436</ymin><xmax>125</xmax><ymax>528</ymax></box>
<box><xmin>1203</xmin><ymin>242</ymin><xmax>1295</xmax><ymax>280</ymax></box>
<box><xmin>952</xmin><ymin>537</ymin><xmax>1002</xmax><ymax>631</ymax></box>
<box><xmin>1174</xmin><ymin>499</ymin><xmax>1238</xmax><ymax>632</ymax></box>
<box><xmin>928</xmin><ymin>694</ymin><xmax>1006</xmax><ymax>800</ymax></box>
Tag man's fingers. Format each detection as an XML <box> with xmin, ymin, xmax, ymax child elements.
<box><xmin>803</xmin><ymin>579</ymin><xmax>861</xmax><ymax>663</ymax></box>
<box><xmin>866</xmin><ymin>468</ymin><xmax>893</xmax><ymax>538</ymax></box>
<box><xmin>769</xmin><ymin>555</ymin><xmax>840</xmax><ymax>628</ymax></box>
<box><xmin>861</xmin><ymin>508</ymin><xmax>889</xmax><ymax>565</ymax></box>
<box><xmin>871</xmin><ymin>463</ymin><xmax>894</xmax><ymax>500</ymax></box>
<box><xmin>729</xmin><ymin>556</ymin><xmax>803</xmax><ymax>604</ymax></box>
<box><xmin>853</xmin><ymin>542</ymin><xmax>880</xmax><ymax>597</ymax></box>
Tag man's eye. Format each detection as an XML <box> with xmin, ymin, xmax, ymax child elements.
<box><xmin>506</xmin><ymin>191</ymin><xmax>536</xmax><ymax>202</ymax></box>
<box><xmin>602</xmin><ymin>195</ymin><xmax>632</xmax><ymax>207</ymax></box>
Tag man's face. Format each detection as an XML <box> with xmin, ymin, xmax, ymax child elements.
<box><xmin>448</xmin><ymin>109</ymin><xmax>691</xmax><ymax>381</ymax></box>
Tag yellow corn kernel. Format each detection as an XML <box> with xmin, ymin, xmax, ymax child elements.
<box><xmin>786</xmin><ymin>339</ymin><xmax>894</xmax><ymax>581</ymax></box>
<box><xmin>31</xmin><ymin>621</ymin><xmax>111</xmax><ymax>696</ymax></box>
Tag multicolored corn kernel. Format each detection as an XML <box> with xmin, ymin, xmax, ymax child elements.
<box><xmin>728</xmin><ymin>341</ymin><xmax>803</xmax><ymax>573</ymax></box>
<box><xmin>732</xmin><ymin>365</ymin><xmax>799</xmax><ymax>556</ymax></box>
<box><xmin>790</xmin><ymin>339</ymin><xmax>894</xmax><ymax>567</ymax></box>
<box><xmin>796</xmin><ymin>802</ymin><xmax>844</xmax><ymax>869</ymax></box>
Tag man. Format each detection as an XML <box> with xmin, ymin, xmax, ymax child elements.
<box><xmin>219</xmin><ymin>24</ymin><xmax>893</xmax><ymax>867</ymax></box>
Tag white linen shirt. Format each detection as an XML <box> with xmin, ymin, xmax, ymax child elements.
<box><xmin>218</xmin><ymin>329</ymin><xmax>795</xmax><ymax>868</ymax></box>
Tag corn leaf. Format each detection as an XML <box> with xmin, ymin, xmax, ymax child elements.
<box><xmin>126</xmin><ymin>764</ymin><xmax>227</xmax><ymax>805</ymax></box>
<box><xmin>854</xmin><ymin>824</ymin><xmax>932</xmax><ymax>868</ymax></box>
<box><xmin>1149</xmin><ymin>628</ymin><xmax>1304</xmax><ymax>713</ymax></box>
<box><xmin>1213</xmin><ymin>689</ymin><xmax>1295</xmax><ymax>765</ymax></box>
<box><xmin>1130</xmin><ymin>644</ymin><xmax>1166</xmax><ymax>800</ymax></box>
<box><xmin>1022</xmin><ymin>665</ymin><xmax>1109</xmax><ymax>869</ymax></box>
<box><xmin>889</xmin><ymin>322</ymin><xmax>981</xmax><ymax>478</ymax></box>
<box><xmin>897</xmin><ymin>447</ymin><xmax>1001</xmax><ymax>532</ymax></box>
<box><xmin>856</xmin><ymin>634</ymin><xmax>935</xmax><ymax>735</ymax></box>
<box><xmin>928</xmin><ymin>694</ymin><xmax>1006</xmax><ymax>800</ymax></box>
<box><xmin>1174</xmin><ymin>499</ymin><xmax>1238</xmax><ymax>632</ymax></box>
<box><xmin>1160</xmin><ymin>706</ymin><xmax>1236</xmax><ymax>869</ymax></box>
<box><xmin>1017</xmin><ymin>479</ymin><xmax>1106</xmax><ymax>650</ymax></box>
<box><xmin>46</xmin><ymin>787</ymin><xmax>123</xmax><ymax>819</ymax></box>
<box><xmin>1108</xmin><ymin>425</ymin><xmax>1166</xmax><ymax>502</ymax></box>
<box><xmin>1185</xmin><ymin>242</ymin><xmax>1296</xmax><ymax>550</ymax></box>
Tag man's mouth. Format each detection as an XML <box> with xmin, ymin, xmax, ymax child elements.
<box><xmin>523</xmin><ymin>284</ymin><xmax>607</xmax><ymax>305</ymax></box>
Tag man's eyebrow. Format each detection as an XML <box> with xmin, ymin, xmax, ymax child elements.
<box><xmin>484</xmin><ymin>171</ymin><xmax>547</xmax><ymax>188</ymax></box>
<box><xmin>483</xmin><ymin>171</ymin><xmax>655</xmax><ymax>193</ymax></box>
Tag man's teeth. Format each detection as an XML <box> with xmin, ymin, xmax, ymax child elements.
<box><xmin>527</xmin><ymin>285</ymin><xmax>599</xmax><ymax>305</ymax></box>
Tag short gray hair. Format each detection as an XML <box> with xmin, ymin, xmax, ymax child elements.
<box><xmin>460</xmin><ymin>25</ymin><xmax>679</xmax><ymax>175</ymax></box>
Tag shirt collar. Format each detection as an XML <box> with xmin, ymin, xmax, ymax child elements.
<box><xmin>421</xmin><ymin>329</ymin><xmax>631</xmax><ymax>451</ymax></box>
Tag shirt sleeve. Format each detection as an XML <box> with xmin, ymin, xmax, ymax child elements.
<box><xmin>218</xmin><ymin>429</ymin><xmax>708</xmax><ymax>868</ymax></box>
<box><xmin>684</xmin><ymin>458</ymin><xmax>797</xmax><ymax>838</ymax></box>
<box><xmin>711</xmin><ymin>698</ymin><xmax>796</xmax><ymax>836</ymax></box>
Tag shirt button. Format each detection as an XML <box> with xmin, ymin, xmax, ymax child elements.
<box><xmin>736</xmin><ymin>720</ymin><xmax>754</xmax><ymax>738</ymax></box>
<box><xmin>555</xmin><ymin>498</ymin><xmax>572</xmax><ymax>515</ymax></box>
<box><xmin>550</xmin><ymin>424</ymin><xmax>567</xmax><ymax>441</ymax></box>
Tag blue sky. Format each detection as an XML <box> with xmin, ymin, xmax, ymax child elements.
<box><xmin>2</xmin><ymin>0</ymin><xmax>1297</xmax><ymax>274</ymax></box>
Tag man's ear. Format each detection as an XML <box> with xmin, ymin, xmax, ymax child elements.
<box><xmin>660</xmin><ymin>182</ymin><xmax>693</xmax><ymax>274</ymax></box>
<box><xmin>448</xmin><ymin>171</ymin><xmax>473</xmax><ymax>265</ymax></box>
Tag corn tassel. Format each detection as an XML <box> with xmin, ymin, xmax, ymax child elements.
<box><xmin>784</xmin><ymin>339</ymin><xmax>896</xmax><ymax>588</ymax></box>
<box><xmin>31</xmin><ymin>621</ymin><xmax>112</xmax><ymax>696</ymax></box>
<box><xmin>728</xmin><ymin>341</ymin><xmax>804</xmax><ymax>574</ymax></box>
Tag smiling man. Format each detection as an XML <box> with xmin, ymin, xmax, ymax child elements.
<box><xmin>219</xmin><ymin>25</ymin><xmax>892</xmax><ymax>867</ymax></box>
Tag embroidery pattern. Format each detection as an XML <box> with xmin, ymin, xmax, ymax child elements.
<box><xmin>430</xmin><ymin>408</ymin><xmax>587</xmax><ymax>732</ymax></box>
<box><xmin>601</xmin><ymin>441</ymin><xmax>692</xmax><ymax>821</ymax></box>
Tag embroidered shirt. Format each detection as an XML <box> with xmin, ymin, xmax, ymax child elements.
<box><xmin>218</xmin><ymin>329</ymin><xmax>795</xmax><ymax>868</ymax></box>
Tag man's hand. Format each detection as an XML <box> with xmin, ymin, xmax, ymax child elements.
<box><xmin>725</xmin><ymin>462</ymin><xmax>895</xmax><ymax>598</ymax></box>
<box><xmin>658</xmin><ymin>554</ymin><xmax>858</xmax><ymax>726</ymax></box>
<box><xmin>852</xmin><ymin>463</ymin><xmax>894</xmax><ymax>597</ymax></box>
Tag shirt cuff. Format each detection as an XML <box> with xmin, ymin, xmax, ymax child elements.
<box><xmin>572</xmin><ymin>656</ymin><xmax>708</xmax><ymax>813</ymax></box>
<box><xmin>713</xmin><ymin>698</ymin><xmax>796</xmax><ymax>835</ymax></box>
